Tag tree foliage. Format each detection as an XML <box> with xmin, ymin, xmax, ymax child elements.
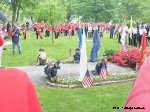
<box><xmin>0</xmin><ymin>0</ymin><xmax>150</xmax><ymax>23</ymax></box>
<box><xmin>34</xmin><ymin>0</ymin><xmax>67</xmax><ymax>23</ymax></box>
<box><xmin>70</xmin><ymin>0</ymin><xmax>116</xmax><ymax>22</ymax></box>
<box><xmin>117</xmin><ymin>0</ymin><xmax>150</xmax><ymax>22</ymax></box>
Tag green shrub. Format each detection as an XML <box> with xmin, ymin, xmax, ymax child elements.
<box><xmin>103</xmin><ymin>49</ymin><xmax>116</xmax><ymax>57</ymax></box>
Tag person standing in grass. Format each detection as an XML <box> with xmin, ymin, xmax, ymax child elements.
<box><xmin>54</xmin><ymin>26</ymin><xmax>60</xmax><ymax>39</ymax></box>
<box><xmin>8</xmin><ymin>25</ymin><xmax>12</xmax><ymax>39</ymax></box>
<box><xmin>22</xmin><ymin>24</ymin><xmax>27</xmax><ymax>40</ymax></box>
<box><xmin>12</xmin><ymin>26</ymin><xmax>22</xmax><ymax>55</ymax></box>
<box><xmin>68</xmin><ymin>28</ymin><xmax>72</xmax><ymax>39</ymax></box>
<box><xmin>35</xmin><ymin>26</ymin><xmax>42</xmax><ymax>39</ymax></box>
<box><xmin>45</xmin><ymin>24</ymin><xmax>51</xmax><ymax>37</ymax></box>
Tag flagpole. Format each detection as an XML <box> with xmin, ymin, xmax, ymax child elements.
<box><xmin>0</xmin><ymin>26</ymin><xmax>3</xmax><ymax>67</ymax></box>
<box><xmin>0</xmin><ymin>46</ymin><xmax>3</xmax><ymax>67</ymax></box>
<box><xmin>79</xmin><ymin>27</ymin><xmax>87</xmax><ymax>81</ymax></box>
<box><xmin>130</xmin><ymin>16</ymin><xmax>132</xmax><ymax>37</ymax></box>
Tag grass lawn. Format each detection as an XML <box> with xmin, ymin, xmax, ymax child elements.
<box><xmin>2</xmin><ymin>31</ymin><xmax>120</xmax><ymax>67</ymax></box>
<box><xmin>36</xmin><ymin>82</ymin><xmax>132</xmax><ymax>112</ymax></box>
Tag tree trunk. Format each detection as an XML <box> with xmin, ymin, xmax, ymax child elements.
<box><xmin>50</xmin><ymin>12</ymin><xmax>54</xmax><ymax>45</ymax></box>
<box><xmin>51</xmin><ymin>20</ymin><xmax>54</xmax><ymax>45</ymax></box>
<box><xmin>11</xmin><ymin>0</ymin><xmax>17</xmax><ymax>26</ymax></box>
<box><xmin>12</xmin><ymin>8</ymin><xmax>16</xmax><ymax>26</ymax></box>
<box><xmin>16</xmin><ymin>4</ymin><xmax>21</xmax><ymax>22</ymax></box>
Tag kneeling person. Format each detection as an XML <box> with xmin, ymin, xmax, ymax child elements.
<box><xmin>37</xmin><ymin>48</ymin><xmax>47</xmax><ymax>65</ymax></box>
<box><xmin>74</xmin><ymin>48</ymin><xmax>80</xmax><ymax>63</ymax></box>
<box><xmin>95</xmin><ymin>59</ymin><xmax>108</xmax><ymax>76</ymax></box>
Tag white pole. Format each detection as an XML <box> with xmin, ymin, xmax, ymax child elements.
<box><xmin>0</xmin><ymin>46</ymin><xmax>3</xmax><ymax>67</ymax></box>
<box><xmin>0</xmin><ymin>24</ymin><xmax>3</xmax><ymax>67</ymax></box>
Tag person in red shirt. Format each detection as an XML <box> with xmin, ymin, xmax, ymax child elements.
<box><xmin>35</xmin><ymin>24</ymin><xmax>42</xmax><ymax>39</ymax></box>
<box><xmin>54</xmin><ymin>26</ymin><xmax>60</xmax><ymax>39</ymax></box>
<box><xmin>0</xmin><ymin>68</ymin><xmax>42</xmax><ymax>112</ymax></box>
<box><xmin>70</xmin><ymin>23</ymin><xmax>75</xmax><ymax>36</ymax></box>
<box><xmin>68</xmin><ymin>27</ymin><xmax>72</xmax><ymax>39</ymax></box>
<box><xmin>64</xmin><ymin>24</ymin><xmax>68</xmax><ymax>36</ymax></box>
<box><xmin>45</xmin><ymin>24</ymin><xmax>51</xmax><ymax>37</ymax></box>
<box><xmin>22</xmin><ymin>24</ymin><xmax>27</xmax><ymax>39</ymax></box>
<box><xmin>8</xmin><ymin>25</ymin><xmax>12</xmax><ymax>39</ymax></box>
<box><xmin>40</xmin><ymin>21</ymin><xmax>45</xmax><ymax>33</ymax></box>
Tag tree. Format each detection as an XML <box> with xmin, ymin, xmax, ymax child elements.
<box><xmin>139</xmin><ymin>0</ymin><xmax>150</xmax><ymax>22</ymax></box>
<box><xmin>117</xmin><ymin>0</ymin><xmax>142</xmax><ymax>21</ymax></box>
<box><xmin>0</xmin><ymin>0</ymin><xmax>37</xmax><ymax>25</ymax></box>
<box><xmin>67</xmin><ymin>0</ymin><xmax>116</xmax><ymax>22</ymax></box>
<box><xmin>31</xmin><ymin>0</ymin><xmax>67</xmax><ymax>45</ymax></box>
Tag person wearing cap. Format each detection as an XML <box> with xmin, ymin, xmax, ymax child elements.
<box><xmin>37</xmin><ymin>48</ymin><xmax>47</xmax><ymax>65</ymax></box>
<box><xmin>73</xmin><ymin>48</ymin><xmax>81</xmax><ymax>63</ymax></box>
<box><xmin>95</xmin><ymin>58</ymin><xmax>108</xmax><ymax>76</ymax></box>
<box><xmin>12</xmin><ymin>26</ymin><xmax>21</xmax><ymax>55</ymax></box>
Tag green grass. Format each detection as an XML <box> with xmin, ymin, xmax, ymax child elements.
<box><xmin>2</xmin><ymin>31</ymin><xmax>120</xmax><ymax>67</ymax></box>
<box><xmin>36</xmin><ymin>82</ymin><xmax>132</xmax><ymax>112</ymax></box>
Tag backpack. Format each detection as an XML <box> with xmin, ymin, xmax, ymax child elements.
<box><xmin>44</xmin><ymin>64</ymin><xmax>52</xmax><ymax>78</ymax></box>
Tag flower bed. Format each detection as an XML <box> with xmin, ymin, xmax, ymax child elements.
<box><xmin>56</xmin><ymin>72</ymin><xmax>137</xmax><ymax>85</ymax></box>
<box><xmin>109</xmin><ymin>48</ymin><xmax>140</xmax><ymax>69</ymax></box>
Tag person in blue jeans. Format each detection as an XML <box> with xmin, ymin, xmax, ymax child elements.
<box><xmin>12</xmin><ymin>26</ymin><xmax>21</xmax><ymax>55</ymax></box>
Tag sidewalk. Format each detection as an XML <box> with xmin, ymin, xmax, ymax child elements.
<box><xmin>15</xmin><ymin>62</ymin><xmax>133</xmax><ymax>85</ymax></box>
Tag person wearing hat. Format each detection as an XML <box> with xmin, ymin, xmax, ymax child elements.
<box><xmin>12</xmin><ymin>26</ymin><xmax>21</xmax><ymax>55</ymax></box>
<box><xmin>37</xmin><ymin>48</ymin><xmax>47</xmax><ymax>65</ymax></box>
<box><xmin>95</xmin><ymin>58</ymin><xmax>108</xmax><ymax>76</ymax></box>
<box><xmin>73</xmin><ymin>48</ymin><xmax>81</xmax><ymax>63</ymax></box>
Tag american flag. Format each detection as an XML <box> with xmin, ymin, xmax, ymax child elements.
<box><xmin>82</xmin><ymin>70</ymin><xmax>93</xmax><ymax>88</ymax></box>
<box><xmin>100</xmin><ymin>68</ymin><xmax>107</xmax><ymax>79</ymax></box>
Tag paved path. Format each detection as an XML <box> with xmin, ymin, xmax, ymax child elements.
<box><xmin>14</xmin><ymin>62</ymin><xmax>133</xmax><ymax>86</ymax></box>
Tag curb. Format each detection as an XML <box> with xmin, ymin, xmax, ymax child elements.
<box><xmin>46</xmin><ymin>78</ymin><xmax>135</xmax><ymax>88</ymax></box>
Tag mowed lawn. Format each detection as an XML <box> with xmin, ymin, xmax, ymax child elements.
<box><xmin>36</xmin><ymin>82</ymin><xmax>132</xmax><ymax>112</ymax></box>
<box><xmin>2</xmin><ymin>31</ymin><xmax>120</xmax><ymax>67</ymax></box>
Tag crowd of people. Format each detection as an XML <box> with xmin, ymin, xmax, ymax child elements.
<box><xmin>0</xmin><ymin>20</ymin><xmax>150</xmax><ymax>57</ymax></box>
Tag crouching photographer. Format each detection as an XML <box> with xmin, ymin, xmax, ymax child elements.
<box><xmin>44</xmin><ymin>60</ymin><xmax>62</xmax><ymax>82</ymax></box>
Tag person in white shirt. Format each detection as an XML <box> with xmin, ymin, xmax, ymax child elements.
<box><xmin>128</xmin><ymin>27</ymin><xmax>133</xmax><ymax>45</ymax></box>
<box><xmin>88</xmin><ymin>24</ymin><xmax>92</xmax><ymax>38</ymax></box>
<box><xmin>119</xmin><ymin>23</ymin><xmax>128</xmax><ymax>46</ymax></box>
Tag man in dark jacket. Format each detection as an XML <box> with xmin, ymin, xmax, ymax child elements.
<box><xmin>12</xmin><ymin>26</ymin><xmax>21</xmax><ymax>55</ymax></box>
<box><xmin>110</xmin><ymin>23</ymin><xmax>115</xmax><ymax>39</ymax></box>
<box><xmin>95</xmin><ymin>59</ymin><xmax>108</xmax><ymax>75</ymax></box>
<box><xmin>74</xmin><ymin>48</ymin><xmax>81</xmax><ymax>63</ymax></box>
